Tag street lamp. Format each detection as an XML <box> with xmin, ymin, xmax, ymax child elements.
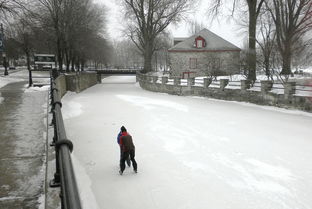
<box><xmin>0</xmin><ymin>23</ymin><xmax>8</xmax><ymax>76</ymax></box>
<box><xmin>3</xmin><ymin>52</ymin><xmax>8</xmax><ymax>76</ymax></box>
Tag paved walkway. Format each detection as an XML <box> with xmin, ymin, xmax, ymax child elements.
<box><xmin>0</xmin><ymin>81</ymin><xmax>48</xmax><ymax>208</ymax></box>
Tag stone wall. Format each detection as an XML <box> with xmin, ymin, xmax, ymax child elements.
<box><xmin>65</xmin><ymin>72</ymin><xmax>98</xmax><ymax>93</ymax></box>
<box><xmin>137</xmin><ymin>73</ymin><xmax>312</xmax><ymax>112</ymax></box>
<box><xmin>169</xmin><ymin>51</ymin><xmax>240</xmax><ymax>77</ymax></box>
<box><xmin>55</xmin><ymin>75</ymin><xmax>67</xmax><ymax>98</ymax></box>
<box><xmin>55</xmin><ymin>72</ymin><xmax>98</xmax><ymax>98</ymax></box>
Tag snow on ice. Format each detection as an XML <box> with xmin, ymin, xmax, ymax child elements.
<box><xmin>61</xmin><ymin>75</ymin><xmax>312</xmax><ymax>209</ymax></box>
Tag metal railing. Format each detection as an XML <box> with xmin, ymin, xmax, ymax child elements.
<box><xmin>49</xmin><ymin>72</ymin><xmax>82</xmax><ymax>209</ymax></box>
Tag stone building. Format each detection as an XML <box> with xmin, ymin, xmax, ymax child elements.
<box><xmin>168</xmin><ymin>28</ymin><xmax>241</xmax><ymax>78</ymax></box>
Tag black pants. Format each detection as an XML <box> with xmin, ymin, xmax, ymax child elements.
<box><xmin>120</xmin><ymin>147</ymin><xmax>131</xmax><ymax>166</ymax></box>
<box><xmin>120</xmin><ymin>150</ymin><xmax>137</xmax><ymax>172</ymax></box>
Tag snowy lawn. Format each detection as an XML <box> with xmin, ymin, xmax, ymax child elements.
<box><xmin>62</xmin><ymin>76</ymin><xmax>312</xmax><ymax>209</ymax></box>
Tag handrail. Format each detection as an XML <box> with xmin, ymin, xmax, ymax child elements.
<box><xmin>50</xmin><ymin>72</ymin><xmax>82</xmax><ymax>209</ymax></box>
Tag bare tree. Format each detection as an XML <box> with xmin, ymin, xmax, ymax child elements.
<box><xmin>5</xmin><ymin>37</ymin><xmax>21</xmax><ymax>64</ymax></box>
<box><xmin>188</xmin><ymin>20</ymin><xmax>205</xmax><ymax>35</ymax></box>
<box><xmin>256</xmin><ymin>10</ymin><xmax>276</xmax><ymax>80</ymax></box>
<box><xmin>37</xmin><ymin>0</ymin><xmax>65</xmax><ymax>70</ymax></box>
<box><xmin>0</xmin><ymin>0</ymin><xmax>25</xmax><ymax>15</ymax></box>
<box><xmin>205</xmin><ymin>54</ymin><xmax>225</xmax><ymax>81</ymax></box>
<box><xmin>9</xmin><ymin>15</ymin><xmax>36</xmax><ymax>86</ymax></box>
<box><xmin>265</xmin><ymin>0</ymin><xmax>312</xmax><ymax>76</ymax></box>
<box><xmin>292</xmin><ymin>37</ymin><xmax>312</xmax><ymax>72</ymax></box>
<box><xmin>209</xmin><ymin>0</ymin><xmax>265</xmax><ymax>82</ymax></box>
<box><xmin>123</xmin><ymin>0</ymin><xmax>194</xmax><ymax>73</ymax></box>
<box><xmin>112</xmin><ymin>40</ymin><xmax>143</xmax><ymax>69</ymax></box>
<box><xmin>152</xmin><ymin>32</ymin><xmax>171</xmax><ymax>72</ymax></box>
<box><xmin>84</xmin><ymin>34</ymin><xmax>111</xmax><ymax>70</ymax></box>
<box><xmin>36</xmin><ymin>0</ymin><xmax>108</xmax><ymax>71</ymax></box>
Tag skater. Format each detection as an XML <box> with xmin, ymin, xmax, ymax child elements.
<box><xmin>119</xmin><ymin>126</ymin><xmax>137</xmax><ymax>175</ymax></box>
<box><xmin>117</xmin><ymin>126</ymin><xmax>131</xmax><ymax>167</ymax></box>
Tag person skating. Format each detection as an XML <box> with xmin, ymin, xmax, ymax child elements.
<box><xmin>117</xmin><ymin>126</ymin><xmax>131</xmax><ymax>167</ymax></box>
<box><xmin>119</xmin><ymin>126</ymin><xmax>137</xmax><ymax>175</ymax></box>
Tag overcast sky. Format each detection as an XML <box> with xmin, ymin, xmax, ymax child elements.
<box><xmin>95</xmin><ymin>0</ymin><xmax>245</xmax><ymax>47</ymax></box>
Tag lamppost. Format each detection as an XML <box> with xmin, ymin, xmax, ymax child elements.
<box><xmin>3</xmin><ymin>52</ymin><xmax>8</xmax><ymax>76</ymax></box>
<box><xmin>0</xmin><ymin>23</ymin><xmax>8</xmax><ymax>76</ymax></box>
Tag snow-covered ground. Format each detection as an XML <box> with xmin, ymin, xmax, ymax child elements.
<box><xmin>0</xmin><ymin>73</ymin><xmax>24</xmax><ymax>104</ymax></box>
<box><xmin>62</xmin><ymin>76</ymin><xmax>312</xmax><ymax>209</ymax></box>
<box><xmin>0</xmin><ymin>70</ymin><xmax>50</xmax><ymax>104</ymax></box>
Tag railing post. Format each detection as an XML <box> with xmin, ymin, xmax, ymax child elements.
<box><xmin>261</xmin><ymin>80</ymin><xmax>273</xmax><ymax>93</ymax></box>
<box><xmin>241</xmin><ymin>80</ymin><xmax>251</xmax><ymax>90</ymax></box>
<box><xmin>97</xmin><ymin>73</ymin><xmax>102</xmax><ymax>83</ymax></box>
<box><xmin>187</xmin><ymin>77</ymin><xmax>195</xmax><ymax>86</ymax></box>
<box><xmin>174</xmin><ymin>77</ymin><xmax>181</xmax><ymax>86</ymax></box>
<box><xmin>152</xmin><ymin>76</ymin><xmax>158</xmax><ymax>84</ymax></box>
<box><xmin>220</xmin><ymin>79</ymin><xmax>229</xmax><ymax>91</ymax></box>
<box><xmin>145</xmin><ymin>75</ymin><xmax>149</xmax><ymax>82</ymax></box>
<box><xmin>136</xmin><ymin>72</ymin><xmax>142</xmax><ymax>82</ymax></box>
<box><xmin>162</xmin><ymin>77</ymin><xmax>168</xmax><ymax>85</ymax></box>
<box><xmin>203</xmin><ymin>78</ymin><xmax>212</xmax><ymax>88</ymax></box>
<box><xmin>284</xmin><ymin>81</ymin><xmax>296</xmax><ymax>99</ymax></box>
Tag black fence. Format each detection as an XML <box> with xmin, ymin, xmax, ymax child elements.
<box><xmin>49</xmin><ymin>73</ymin><xmax>82</xmax><ymax>209</ymax></box>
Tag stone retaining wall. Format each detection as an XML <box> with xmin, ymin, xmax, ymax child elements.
<box><xmin>55</xmin><ymin>72</ymin><xmax>98</xmax><ymax>98</ymax></box>
<box><xmin>137</xmin><ymin>72</ymin><xmax>312</xmax><ymax>112</ymax></box>
<box><xmin>55</xmin><ymin>75</ymin><xmax>67</xmax><ymax>98</ymax></box>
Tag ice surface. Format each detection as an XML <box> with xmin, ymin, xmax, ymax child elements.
<box><xmin>62</xmin><ymin>75</ymin><xmax>312</xmax><ymax>209</ymax></box>
<box><xmin>116</xmin><ymin>94</ymin><xmax>188</xmax><ymax>112</ymax></box>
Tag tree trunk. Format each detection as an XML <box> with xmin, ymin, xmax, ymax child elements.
<box><xmin>264</xmin><ymin>55</ymin><xmax>270</xmax><ymax>79</ymax></box>
<box><xmin>281</xmin><ymin>44</ymin><xmax>292</xmax><ymax>75</ymax></box>
<box><xmin>143</xmin><ymin>43</ymin><xmax>153</xmax><ymax>73</ymax></box>
<box><xmin>247</xmin><ymin>1</ymin><xmax>257</xmax><ymax>81</ymax></box>
<box><xmin>26</xmin><ymin>51</ymin><xmax>32</xmax><ymax>87</ymax></box>
<box><xmin>57</xmin><ymin>37</ymin><xmax>63</xmax><ymax>71</ymax></box>
<box><xmin>71</xmin><ymin>55</ymin><xmax>75</xmax><ymax>72</ymax></box>
<box><xmin>81</xmin><ymin>59</ymin><xmax>85</xmax><ymax>71</ymax></box>
<box><xmin>65</xmin><ymin>48</ymin><xmax>70</xmax><ymax>72</ymax></box>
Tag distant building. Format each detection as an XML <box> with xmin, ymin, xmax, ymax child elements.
<box><xmin>168</xmin><ymin>28</ymin><xmax>241</xmax><ymax>78</ymax></box>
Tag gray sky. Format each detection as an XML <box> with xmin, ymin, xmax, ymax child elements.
<box><xmin>95</xmin><ymin>0</ymin><xmax>245</xmax><ymax>47</ymax></box>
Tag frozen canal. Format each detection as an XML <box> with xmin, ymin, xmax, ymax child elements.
<box><xmin>62</xmin><ymin>76</ymin><xmax>312</xmax><ymax>209</ymax></box>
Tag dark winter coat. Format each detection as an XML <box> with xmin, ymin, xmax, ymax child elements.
<box><xmin>120</xmin><ymin>133</ymin><xmax>135</xmax><ymax>152</ymax></box>
<box><xmin>117</xmin><ymin>131</ymin><xmax>122</xmax><ymax>144</ymax></box>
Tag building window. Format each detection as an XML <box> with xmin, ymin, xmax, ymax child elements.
<box><xmin>190</xmin><ymin>58</ymin><xmax>197</xmax><ymax>69</ymax></box>
<box><xmin>195</xmin><ymin>36</ymin><xmax>206</xmax><ymax>48</ymax></box>
<box><xmin>197</xmin><ymin>40</ymin><xmax>203</xmax><ymax>48</ymax></box>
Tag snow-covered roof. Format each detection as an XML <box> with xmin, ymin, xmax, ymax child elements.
<box><xmin>169</xmin><ymin>28</ymin><xmax>241</xmax><ymax>51</ymax></box>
